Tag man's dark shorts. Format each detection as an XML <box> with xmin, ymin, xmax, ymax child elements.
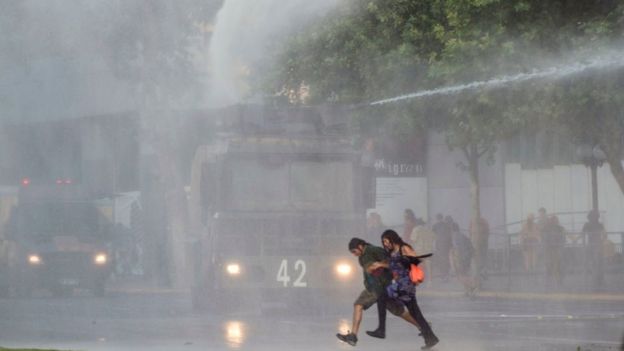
<box><xmin>354</xmin><ymin>289</ymin><xmax>404</xmax><ymax>316</ymax></box>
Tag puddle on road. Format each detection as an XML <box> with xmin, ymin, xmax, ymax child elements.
<box><xmin>223</xmin><ymin>321</ymin><xmax>246</xmax><ymax>349</ymax></box>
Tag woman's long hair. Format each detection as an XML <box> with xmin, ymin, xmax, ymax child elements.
<box><xmin>381</xmin><ymin>229</ymin><xmax>412</xmax><ymax>250</ymax></box>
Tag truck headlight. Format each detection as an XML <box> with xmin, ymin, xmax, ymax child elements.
<box><xmin>226</xmin><ymin>263</ymin><xmax>241</xmax><ymax>276</ymax></box>
<box><xmin>28</xmin><ymin>254</ymin><xmax>42</xmax><ymax>265</ymax></box>
<box><xmin>94</xmin><ymin>253</ymin><xmax>108</xmax><ymax>265</ymax></box>
<box><xmin>335</xmin><ymin>262</ymin><xmax>353</xmax><ymax>278</ymax></box>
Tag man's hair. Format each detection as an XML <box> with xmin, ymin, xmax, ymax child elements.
<box><xmin>404</xmin><ymin>209</ymin><xmax>416</xmax><ymax>222</ymax></box>
<box><xmin>348</xmin><ymin>238</ymin><xmax>367</xmax><ymax>251</ymax></box>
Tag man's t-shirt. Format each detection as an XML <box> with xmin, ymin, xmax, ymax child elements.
<box><xmin>358</xmin><ymin>244</ymin><xmax>392</xmax><ymax>294</ymax></box>
<box><xmin>583</xmin><ymin>221</ymin><xmax>605</xmax><ymax>244</ymax></box>
<box><xmin>433</xmin><ymin>221</ymin><xmax>452</xmax><ymax>251</ymax></box>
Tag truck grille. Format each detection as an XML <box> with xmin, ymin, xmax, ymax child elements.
<box><xmin>214</xmin><ymin>216</ymin><xmax>362</xmax><ymax>256</ymax></box>
<box><xmin>41</xmin><ymin>252</ymin><xmax>91</xmax><ymax>275</ymax></box>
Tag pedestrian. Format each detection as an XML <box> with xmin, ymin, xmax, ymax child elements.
<box><xmin>366</xmin><ymin>212</ymin><xmax>384</xmax><ymax>242</ymax></box>
<box><xmin>410</xmin><ymin>218</ymin><xmax>435</xmax><ymax>286</ymax></box>
<box><xmin>520</xmin><ymin>213</ymin><xmax>540</xmax><ymax>273</ymax></box>
<box><xmin>582</xmin><ymin>210</ymin><xmax>606</xmax><ymax>289</ymax></box>
<box><xmin>380</xmin><ymin>230</ymin><xmax>439</xmax><ymax>350</ymax></box>
<box><xmin>432</xmin><ymin>214</ymin><xmax>452</xmax><ymax>281</ymax></box>
<box><xmin>445</xmin><ymin>215</ymin><xmax>460</xmax><ymax>234</ymax></box>
<box><xmin>469</xmin><ymin>216</ymin><xmax>490</xmax><ymax>281</ymax></box>
<box><xmin>112</xmin><ymin>223</ymin><xmax>133</xmax><ymax>276</ymax></box>
<box><xmin>536</xmin><ymin>207</ymin><xmax>549</xmax><ymax>235</ymax></box>
<box><xmin>543</xmin><ymin>215</ymin><xmax>565</xmax><ymax>287</ymax></box>
<box><xmin>450</xmin><ymin>229</ymin><xmax>478</xmax><ymax>296</ymax></box>
<box><xmin>403</xmin><ymin>209</ymin><xmax>418</xmax><ymax>243</ymax></box>
<box><xmin>336</xmin><ymin>238</ymin><xmax>422</xmax><ymax>346</ymax></box>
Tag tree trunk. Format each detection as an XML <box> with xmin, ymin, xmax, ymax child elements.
<box><xmin>604</xmin><ymin>121</ymin><xmax>624</xmax><ymax>195</ymax></box>
<box><xmin>156</xmin><ymin>141</ymin><xmax>190</xmax><ymax>289</ymax></box>
<box><xmin>136</xmin><ymin>9</ymin><xmax>191</xmax><ymax>289</ymax></box>
<box><xmin>147</xmin><ymin>111</ymin><xmax>190</xmax><ymax>289</ymax></box>
<box><xmin>606</xmin><ymin>150</ymin><xmax>624</xmax><ymax>195</ymax></box>
<box><xmin>138</xmin><ymin>83</ymin><xmax>190</xmax><ymax>289</ymax></box>
<box><xmin>465</xmin><ymin>144</ymin><xmax>483</xmax><ymax>288</ymax></box>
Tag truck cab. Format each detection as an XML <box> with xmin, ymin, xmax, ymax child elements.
<box><xmin>3</xmin><ymin>183</ymin><xmax>113</xmax><ymax>297</ymax></box>
<box><xmin>189</xmin><ymin>105</ymin><xmax>375</xmax><ymax>312</ymax></box>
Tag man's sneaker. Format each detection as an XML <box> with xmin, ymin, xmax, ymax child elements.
<box><xmin>336</xmin><ymin>332</ymin><xmax>358</xmax><ymax>346</ymax></box>
<box><xmin>365</xmin><ymin>328</ymin><xmax>385</xmax><ymax>339</ymax></box>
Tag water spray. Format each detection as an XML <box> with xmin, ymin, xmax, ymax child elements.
<box><xmin>369</xmin><ymin>53</ymin><xmax>624</xmax><ymax>106</ymax></box>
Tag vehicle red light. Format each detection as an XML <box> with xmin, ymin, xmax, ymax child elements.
<box><xmin>21</xmin><ymin>178</ymin><xmax>30</xmax><ymax>186</ymax></box>
<box><xmin>56</xmin><ymin>179</ymin><xmax>63</xmax><ymax>185</ymax></box>
<box><xmin>64</xmin><ymin>179</ymin><xmax>72</xmax><ymax>184</ymax></box>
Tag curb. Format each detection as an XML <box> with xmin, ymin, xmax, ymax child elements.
<box><xmin>419</xmin><ymin>289</ymin><xmax>624</xmax><ymax>302</ymax></box>
<box><xmin>108</xmin><ymin>286</ymin><xmax>189</xmax><ymax>295</ymax></box>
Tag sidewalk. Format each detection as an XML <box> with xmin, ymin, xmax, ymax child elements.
<box><xmin>419</xmin><ymin>271</ymin><xmax>624</xmax><ymax>302</ymax></box>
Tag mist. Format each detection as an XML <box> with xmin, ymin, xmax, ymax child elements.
<box><xmin>370</xmin><ymin>48</ymin><xmax>624</xmax><ymax>105</ymax></box>
<box><xmin>206</xmin><ymin>0</ymin><xmax>340</xmax><ymax>106</ymax></box>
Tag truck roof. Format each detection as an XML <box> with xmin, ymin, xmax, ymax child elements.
<box><xmin>213</xmin><ymin>104</ymin><xmax>352</xmax><ymax>138</ymax></box>
<box><xmin>18</xmin><ymin>184</ymin><xmax>92</xmax><ymax>203</ymax></box>
<box><xmin>216</xmin><ymin>135</ymin><xmax>357</xmax><ymax>155</ymax></box>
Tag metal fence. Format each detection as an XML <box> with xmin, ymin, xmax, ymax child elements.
<box><xmin>487</xmin><ymin>231</ymin><xmax>624</xmax><ymax>276</ymax></box>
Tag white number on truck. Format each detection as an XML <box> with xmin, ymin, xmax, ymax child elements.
<box><xmin>293</xmin><ymin>259</ymin><xmax>307</xmax><ymax>287</ymax></box>
<box><xmin>276</xmin><ymin>259</ymin><xmax>307</xmax><ymax>287</ymax></box>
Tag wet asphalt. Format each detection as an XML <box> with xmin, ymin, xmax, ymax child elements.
<box><xmin>0</xmin><ymin>288</ymin><xmax>622</xmax><ymax>351</ymax></box>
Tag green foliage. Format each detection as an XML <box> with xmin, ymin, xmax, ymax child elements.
<box><xmin>105</xmin><ymin>0</ymin><xmax>221</xmax><ymax>105</ymax></box>
<box><xmin>540</xmin><ymin>67</ymin><xmax>624</xmax><ymax>160</ymax></box>
<box><xmin>267</xmin><ymin>0</ymin><xmax>624</xmax><ymax>254</ymax></box>
<box><xmin>268</xmin><ymin>0</ymin><xmax>623</xmax><ymax>156</ymax></box>
<box><xmin>271</xmin><ymin>0</ymin><xmax>622</xmax><ymax>105</ymax></box>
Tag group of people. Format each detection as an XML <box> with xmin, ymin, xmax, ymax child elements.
<box><xmin>520</xmin><ymin>207</ymin><xmax>609</xmax><ymax>287</ymax></box>
<box><xmin>369</xmin><ymin>209</ymin><xmax>487</xmax><ymax>295</ymax></box>
<box><xmin>336</xmin><ymin>231</ymin><xmax>439</xmax><ymax>350</ymax></box>
<box><xmin>430</xmin><ymin>212</ymin><xmax>487</xmax><ymax>295</ymax></box>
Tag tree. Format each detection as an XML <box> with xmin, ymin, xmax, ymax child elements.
<box><xmin>268</xmin><ymin>0</ymin><xmax>624</xmax><ymax>287</ymax></box>
<box><xmin>0</xmin><ymin>1</ymin><xmax>221</xmax><ymax>287</ymax></box>
<box><xmin>103</xmin><ymin>0</ymin><xmax>220</xmax><ymax>287</ymax></box>
<box><xmin>423</xmin><ymin>88</ymin><xmax>533</xmax><ymax>285</ymax></box>
<box><xmin>545</xmin><ymin>69</ymin><xmax>624</xmax><ymax>194</ymax></box>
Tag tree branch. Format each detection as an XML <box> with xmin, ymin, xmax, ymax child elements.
<box><xmin>477</xmin><ymin>146</ymin><xmax>489</xmax><ymax>158</ymax></box>
<box><xmin>461</xmin><ymin>145</ymin><xmax>470</xmax><ymax>160</ymax></box>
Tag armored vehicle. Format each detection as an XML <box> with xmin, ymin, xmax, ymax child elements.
<box><xmin>189</xmin><ymin>105</ymin><xmax>375</xmax><ymax>312</ymax></box>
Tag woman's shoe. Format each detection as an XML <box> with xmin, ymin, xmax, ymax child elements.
<box><xmin>421</xmin><ymin>335</ymin><xmax>439</xmax><ymax>350</ymax></box>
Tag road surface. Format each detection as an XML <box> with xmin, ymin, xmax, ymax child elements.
<box><xmin>0</xmin><ymin>288</ymin><xmax>622</xmax><ymax>351</ymax></box>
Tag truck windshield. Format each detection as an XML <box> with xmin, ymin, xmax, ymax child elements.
<box><xmin>290</xmin><ymin>160</ymin><xmax>353</xmax><ymax>210</ymax></box>
<box><xmin>17</xmin><ymin>202</ymin><xmax>102</xmax><ymax>238</ymax></box>
<box><xmin>227</xmin><ymin>158</ymin><xmax>353</xmax><ymax>211</ymax></box>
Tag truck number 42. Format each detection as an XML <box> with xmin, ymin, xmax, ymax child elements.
<box><xmin>276</xmin><ymin>259</ymin><xmax>307</xmax><ymax>287</ymax></box>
